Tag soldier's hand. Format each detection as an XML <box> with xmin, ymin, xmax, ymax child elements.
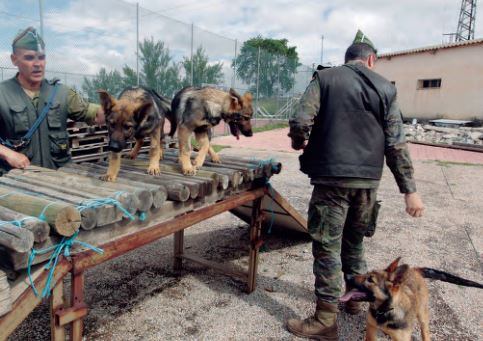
<box><xmin>3</xmin><ymin>148</ymin><xmax>30</xmax><ymax>169</ymax></box>
<box><xmin>404</xmin><ymin>192</ymin><xmax>424</xmax><ymax>217</ymax></box>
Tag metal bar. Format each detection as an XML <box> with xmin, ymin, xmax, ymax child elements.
<box><xmin>0</xmin><ymin>260</ymin><xmax>72</xmax><ymax>340</ymax></box>
<box><xmin>190</xmin><ymin>23</ymin><xmax>194</xmax><ymax>86</ymax></box>
<box><xmin>72</xmin><ymin>187</ymin><xmax>267</xmax><ymax>273</ymax></box>
<box><xmin>70</xmin><ymin>271</ymin><xmax>85</xmax><ymax>340</ymax></box>
<box><xmin>255</xmin><ymin>46</ymin><xmax>261</xmax><ymax>119</ymax></box>
<box><xmin>38</xmin><ymin>0</ymin><xmax>44</xmax><ymax>39</ymax></box>
<box><xmin>247</xmin><ymin>197</ymin><xmax>263</xmax><ymax>293</ymax></box>
<box><xmin>173</xmin><ymin>230</ymin><xmax>184</xmax><ymax>270</ymax></box>
<box><xmin>136</xmin><ymin>2</ymin><xmax>140</xmax><ymax>87</ymax></box>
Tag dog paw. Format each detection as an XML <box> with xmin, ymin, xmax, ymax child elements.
<box><xmin>211</xmin><ymin>154</ymin><xmax>221</xmax><ymax>163</ymax></box>
<box><xmin>99</xmin><ymin>173</ymin><xmax>116</xmax><ymax>182</ymax></box>
<box><xmin>182</xmin><ymin>165</ymin><xmax>197</xmax><ymax>176</ymax></box>
<box><xmin>147</xmin><ymin>165</ymin><xmax>161</xmax><ymax>176</ymax></box>
<box><xmin>128</xmin><ymin>151</ymin><xmax>139</xmax><ymax>160</ymax></box>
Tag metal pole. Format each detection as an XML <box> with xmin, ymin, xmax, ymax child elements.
<box><xmin>38</xmin><ymin>0</ymin><xmax>44</xmax><ymax>39</ymax></box>
<box><xmin>255</xmin><ymin>46</ymin><xmax>261</xmax><ymax>119</ymax></box>
<box><xmin>190</xmin><ymin>23</ymin><xmax>194</xmax><ymax>86</ymax></box>
<box><xmin>320</xmin><ymin>35</ymin><xmax>324</xmax><ymax>65</ymax></box>
<box><xmin>232</xmin><ymin>39</ymin><xmax>237</xmax><ymax>89</ymax></box>
<box><xmin>136</xmin><ymin>3</ymin><xmax>140</xmax><ymax>87</ymax></box>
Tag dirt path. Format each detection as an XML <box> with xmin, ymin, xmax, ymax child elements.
<box><xmin>10</xmin><ymin>130</ymin><xmax>483</xmax><ymax>341</ymax></box>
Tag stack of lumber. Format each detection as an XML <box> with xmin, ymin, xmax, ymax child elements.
<box><xmin>67</xmin><ymin>121</ymin><xmax>152</xmax><ymax>163</ymax></box>
<box><xmin>0</xmin><ymin>149</ymin><xmax>281</xmax><ymax>316</ymax></box>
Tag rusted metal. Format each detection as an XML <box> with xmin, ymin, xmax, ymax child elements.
<box><xmin>55</xmin><ymin>304</ymin><xmax>88</xmax><ymax>327</ymax></box>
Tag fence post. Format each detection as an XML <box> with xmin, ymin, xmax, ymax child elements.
<box><xmin>38</xmin><ymin>0</ymin><xmax>44</xmax><ymax>39</ymax></box>
<box><xmin>255</xmin><ymin>46</ymin><xmax>261</xmax><ymax>120</ymax></box>
<box><xmin>232</xmin><ymin>39</ymin><xmax>237</xmax><ymax>89</ymax></box>
<box><xmin>190</xmin><ymin>23</ymin><xmax>194</xmax><ymax>86</ymax></box>
<box><xmin>136</xmin><ymin>2</ymin><xmax>140</xmax><ymax>87</ymax></box>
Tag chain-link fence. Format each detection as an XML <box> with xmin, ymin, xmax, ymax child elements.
<box><xmin>0</xmin><ymin>0</ymin><xmax>314</xmax><ymax>134</ymax></box>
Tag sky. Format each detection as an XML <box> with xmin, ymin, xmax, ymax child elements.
<box><xmin>0</xmin><ymin>0</ymin><xmax>481</xmax><ymax>88</ymax></box>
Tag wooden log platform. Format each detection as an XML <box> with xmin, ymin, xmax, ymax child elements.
<box><xmin>0</xmin><ymin>186</ymin><xmax>81</xmax><ymax>237</ymax></box>
<box><xmin>0</xmin><ymin>153</ymin><xmax>307</xmax><ymax>341</ymax></box>
<box><xmin>0</xmin><ymin>206</ymin><xmax>50</xmax><ymax>243</ymax></box>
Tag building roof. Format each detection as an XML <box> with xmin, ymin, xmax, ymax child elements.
<box><xmin>378</xmin><ymin>38</ymin><xmax>483</xmax><ymax>58</ymax></box>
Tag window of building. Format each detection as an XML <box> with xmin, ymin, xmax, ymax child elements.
<box><xmin>417</xmin><ymin>78</ymin><xmax>441</xmax><ymax>89</ymax></box>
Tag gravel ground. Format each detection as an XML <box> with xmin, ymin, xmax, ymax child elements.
<box><xmin>9</xmin><ymin>147</ymin><xmax>483</xmax><ymax>341</ymax></box>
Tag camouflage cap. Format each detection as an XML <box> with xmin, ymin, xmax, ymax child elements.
<box><xmin>12</xmin><ymin>27</ymin><xmax>45</xmax><ymax>52</ymax></box>
<box><xmin>353</xmin><ymin>29</ymin><xmax>376</xmax><ymax>52</ymax></box>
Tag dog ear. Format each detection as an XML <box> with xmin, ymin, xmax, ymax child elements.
<box><xmin>393</xmin><ymin>264</ymin><xmax>410</xmax><ymax>285</ymax></box>
<box><xmin>229</xmin><ymin>95</ymin><xmax>241</xmax><ymax>112</ymax></box>
<box><xmin>97</xmin><ymin>90</ymin><xmax>115</xmax><ymax>113</ymax></box>
<box><xmin>243</xmin><ymin>92</ymin><xmax>253</xmax><ymax>103</ymax></box>
<box><xmin>385</xmin><ymin>257</ymin><xmax>402</xmax><ymax>273</ymax></box>
<box><xmin>229</xmin><ymin>88</ymin><xmax>242</xmax><ymax>101</ymax></box>
<box><xmin>134</xmin><ymin>101</ymin><xmax>153</xmax><ymax>123</ymax></box>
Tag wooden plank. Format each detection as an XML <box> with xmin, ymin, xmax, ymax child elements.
<box><xmin>181</xmin><ymin>253</ymin><xmax>248</xmax><ymax>281</ymax></box>
<box><xmin>0</xmin><ymin>259</ymin><xmax>71</xmax><ymax>340</ymax></box>
<box><xmin>0</xmin><ymin>237</ymin><xmax>57</xmax><ymax>271</ymax></box>
<box><xmin>63</xmin><ymin>163</ymin><xmax>191</xmax><ymax>202</ymax></box>
<box><xmin>71</xmin><ymin>187</ymin><xmax>266</xmax><ymax>273</ymax></box>
<box><xmin>0</xmin><ymin>270</ymin><xmax>11</xmax><ymax>318</ymax></box>
<box><xmin>59</xmin><ymin>165</ymin><xmax>167</xmax><ymax>209</ymax></box>
<box><xmin>0</xmin><ymin>206</ymin><xmax>50</xmax><ymax>243</ymax></box>
<box><xmin>0</xmin><ymin>177</ymin><xmax>98</xmax><ymax>231</ymax></box>
<box><xmin>10</xmin><ymin>168</ymin><xmax>138</xmax><ymax>215</ymax></box>
<box><xmin>266</xmin><ymin>186</ymin><xmax>307</xmax><ymax>232</ymax></box>
<box><xmin>0</xmin><ymin>223</ymin><xmax>34</xmax><ymax>253</ymax></box>
<box><xmin>0</xmin><ymin>186</ymin><xmax>81</xmax><ymax>237</ymax></box>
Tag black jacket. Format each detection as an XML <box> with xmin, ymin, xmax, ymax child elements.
<box><xmin>299</xmin><ymin>63</ymin><xmax>397</xmax><ymax>180</ymax></box>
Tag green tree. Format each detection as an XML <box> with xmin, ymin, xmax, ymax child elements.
<box><xmin>234</xmin><ymin>36</ymin><xmax>300</xmax><ymax>97</ymax></box>
<box><xmin>138</xmin><ymin>37</ymin><xmax>181</xmax><ymax>97</ymax></box>
<box><xmin>81</xmin><ymin>68</ymin><xmax>125</xmax><ymax>102</ymax></box>
<box><xmin>121</xmin><ymin>65</ymin><xmax>138</xmax><ymax>88</ymax></box>
<box><xmin>182</xmin><ymin>46</ymin><xmax>224</xmax><ymax>87</ymax></box>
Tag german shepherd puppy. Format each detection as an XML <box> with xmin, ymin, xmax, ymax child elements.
<box><xmin>169</xmin><ymin>86</ymin><xmax>254</xmax><ymax>175</ymax></box>
<box><xmin>98</xmin><ymin>87</ymin><xmax>173</xmax><ymax>182</ymax></box>
<box><xmin>340</xmin><ymin>257</ymin><xmax>483</xmax><ymax>341</ymax></box>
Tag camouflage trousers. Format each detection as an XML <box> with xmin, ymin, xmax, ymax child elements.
<box><xmin>308</xmin><ymin>185</ymin><xmax>378</xmax><ymax>304</ymax></box>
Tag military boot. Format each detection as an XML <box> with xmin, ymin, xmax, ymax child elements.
<box><xmin>343</xmin><ymin>284</ymin><xmax>364</xmax><ymax>315</ymax></box>
<box><xmin>286</xmin><ymin>300</ymin><xmax>338</xmax><ymax>340</ymax></box>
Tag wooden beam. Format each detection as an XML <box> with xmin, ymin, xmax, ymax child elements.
<box><xmin>181</xmin><ymin>253</ymin><xmax>248</xmax><ymax>281</ymax></box>
<box><xmin>0</xmin><ymin>259</ymin><xmax>71</xmax><ymax>340</ymax></box>
<box><xmin>266</xmin><ymin>186</ymin><xmax>307</xmax><ymax>232</ymax></box>
<box><xmin>247</xmin><ymin>198</ymin><xmax>263</xmax><ymax>293</ymax></box>
<box><xmin>71</xmin><ymin>187</ymin><xmax>266</xmax><ymax>273</ymax></box>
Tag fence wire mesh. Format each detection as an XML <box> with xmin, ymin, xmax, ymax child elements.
<box><xmin>0</xmin><ymin>0</ymin><xmax>315</xmax><ymax>133</ymax></box>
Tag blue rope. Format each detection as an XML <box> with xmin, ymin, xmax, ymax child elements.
<box><xmin>38</xmin><ymin>202</ymin><xmax>57</xmax><ymax>222</ymax></box>
<box><xmin>28</xmin><ymin>230</ymin><xmax>103</xmax><ymax>298</ymax></box>
<box><xmin>138</xmin><ymin>212</ymin><xmax>147</xmax><ymax>222</ymax></box>
<box><xmin>0</xmin><ymin>217</ymin><xmax>41</xmax><ymax>228</ymax></box>
<box><xmin>77</xmin><ymin>193</ymin><xmax>135</xmax><ymax>221</ymax></box>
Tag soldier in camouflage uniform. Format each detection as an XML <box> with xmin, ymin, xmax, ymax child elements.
<box><xmin>286</xmin><ymin>30</ymin><xmax>425</xmax><ymax>340</ymax></box>
<box><xmin>0</xmin><ymin>27</ymin><xmax>105</xmax><ymax>175</ymax></box>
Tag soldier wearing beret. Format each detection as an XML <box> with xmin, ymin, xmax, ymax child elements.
<box><xmin>286</xmin><ymin>30</ymin><xmax>425</xmax><ymax>339</ymax></box>
<box><xmin>0</xmin><ymin>27</ymin><xmax>105</xmax><ymax>175</ymax></box>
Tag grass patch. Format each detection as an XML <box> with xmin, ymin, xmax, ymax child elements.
<box><xmin>190</xmin><ymin>137</ymin><xmax>230</xmax><ymax>153</ymax></box>
<box><xmin>253</xmin><ymin>121</ymin><xmax>289</xmax><ymax>133</ymax></box>
<box><xmin>433</xmin><ymin>160</ymin><xmax>483</xmax><ymax>167</ymax></box>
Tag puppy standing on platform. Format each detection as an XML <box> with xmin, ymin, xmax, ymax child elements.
<box><xmin>98</xmin><ymin>87</ymin><xmax>173</xmax><ymax>182</ymax></box>
<box><xmin>169</xmin><ymin>86</ymin><xmax>254</xmax><ymax>175</ymax></box>
<box><xmin>340</xmin><ymin>257</ymin><xmax>483</xmax><ymax>341</ymax></box>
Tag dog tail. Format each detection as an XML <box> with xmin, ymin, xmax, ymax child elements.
<box><xmin>417</xmin><ymin>268</ymin><xmax>483</xmax><ymax>289</ymax></box>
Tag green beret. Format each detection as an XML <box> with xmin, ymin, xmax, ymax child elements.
<box><xmin>353</xmin><ymin>29</ymin><xmax>376</xmax><ymax>52</ymax></box>
<box><xmin>12</xmin><ymin>27</ymin><xmax>45</xmax><ymax>52</ymax></box>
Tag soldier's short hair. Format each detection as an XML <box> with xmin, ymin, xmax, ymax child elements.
<box><xmin>344</xmin><ymin>43</ymin><xmax>376</xmax><ymax>63</ymax></box>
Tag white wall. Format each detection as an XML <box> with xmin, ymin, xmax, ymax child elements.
<box><xmin>374</xmin><ymin>44</ymin><xmax>483</xmax><ymax>120</ymax></box>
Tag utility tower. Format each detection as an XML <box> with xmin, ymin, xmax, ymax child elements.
<box><xmin>455</xmin><ymin>0</ymin><xmax>478</xmax><ymax>41</ymax></box>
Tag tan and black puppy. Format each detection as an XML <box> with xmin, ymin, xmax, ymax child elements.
<box><xmin>169</xmin><ymin>86</ymin><xmax>254</xmax><ymax>175</ymax></box>
<box><xmin>341</xmin><ymin>257</ymin><xmax>483</xmax><ymax>341</ymax></box>
<box><xmin>98</xmin><ymin>87</ymin><xmax>172</xmax><ymax>182</ymax></box>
